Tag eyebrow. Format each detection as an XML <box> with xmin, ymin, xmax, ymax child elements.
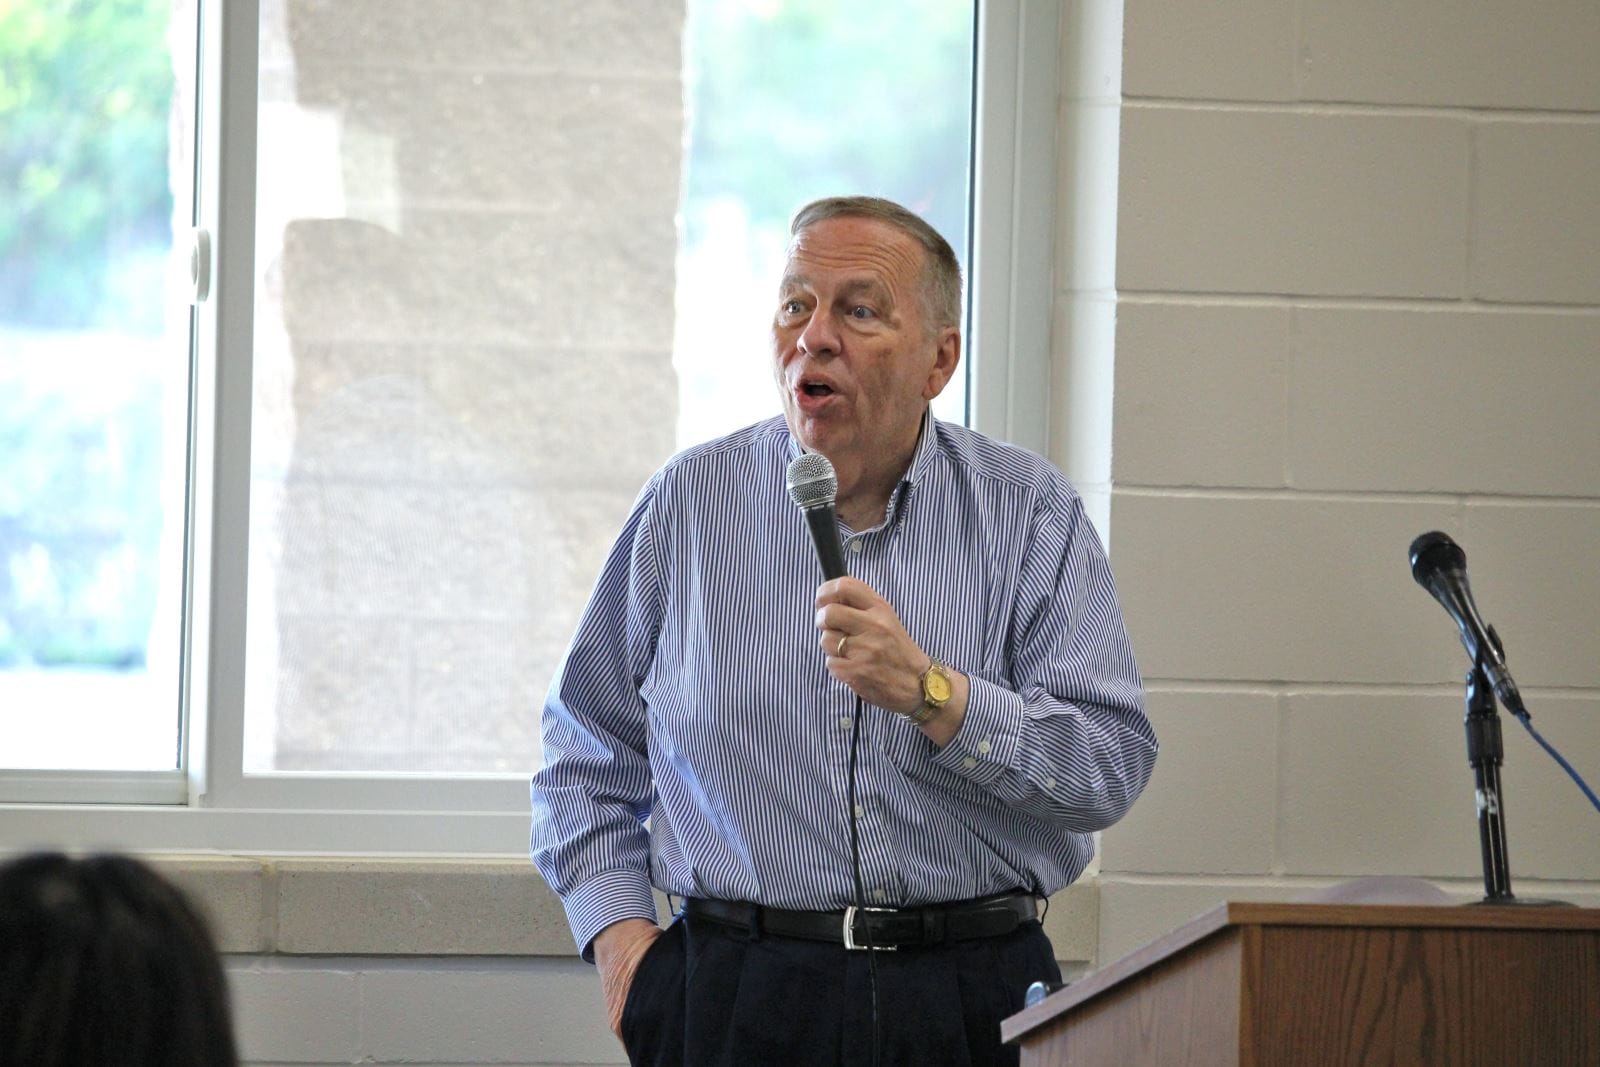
<box><xmin>836</xmin><ymin>278</ymin><xmax>891</xmax><ymax>302</ymax></box>
<box><xmin>778</xmin><ymin>274</ymin><xmax>892</xmax><ymax>304</ymax></box>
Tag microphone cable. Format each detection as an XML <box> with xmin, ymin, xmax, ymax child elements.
<box><xmin>787</xmin><ymin>450</ymin><xmax>882</xmax><ymax>1061</ymax></box>
<box><xmin>845</xmin><ymin>692</ymin><xmax>882</xmax><ymax>1067</ymax></box>
<box><xmin>1509</xmin><ymin>709</ymin><xmax>1600</xmax><ymax>814</ymax></box>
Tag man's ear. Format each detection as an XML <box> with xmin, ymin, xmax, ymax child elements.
<box><xmin>924</xmin><ymin>326</ymin><xmax>962</xmax><ymax>399</ymax></box>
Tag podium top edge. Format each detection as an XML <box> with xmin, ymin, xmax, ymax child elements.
<box><xmin>1002</xmin><ymin>899</ymin><xmax>1600</xmax><ymax>1045</ymax></box>
<box><xmin>1217</xmin><ymin>899</ymin><xmax>1600</xmax><ymax>932</ymax></box>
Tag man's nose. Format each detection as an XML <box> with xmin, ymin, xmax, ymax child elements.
<box><xmin>797</xmin><ymin>309</ymin><xmax>840</xmax><ymax>357</ymax></box>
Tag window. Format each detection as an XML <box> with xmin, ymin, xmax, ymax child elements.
<box><xmin>0</xmin><ymin>0</ymin><xmax>1059</xmax><ymax>853</ymax></box>
<box><xmin>0</xmin><ymin>0</ymin><xmax>197</xmax><ymax>781</ymax></box>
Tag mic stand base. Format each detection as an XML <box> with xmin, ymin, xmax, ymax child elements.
<box><xmin>1468</xmin><ymin>895</ymin><xmax>1574</xmax><ymax>907</ymax></box>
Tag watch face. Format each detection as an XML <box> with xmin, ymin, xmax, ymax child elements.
<box><xmin>925</xmin><ymin>668</ymin><xmax>952</xmax><ymax>704</ymax></box>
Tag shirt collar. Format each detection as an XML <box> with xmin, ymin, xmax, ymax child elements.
<box><xmin>780</xmin><ymin>408</ymin><xmax>938</xmax><ymax>488</ymax></box>
<box><xmin>901</xmin><ymin>408</ymin><xmax>939</xmax><ymax>488</ymax></box>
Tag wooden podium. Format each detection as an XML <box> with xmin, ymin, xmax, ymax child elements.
<box><xmin>1002</xmin><ymin>901</ymin><xmax>1600</xmax><ymax>1065</ymax></box>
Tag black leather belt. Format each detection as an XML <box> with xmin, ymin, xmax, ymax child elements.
<box><xmin>682</xmin><ymin>892</ymin><xmax>1040</xmax><ymax>951</ymax></box>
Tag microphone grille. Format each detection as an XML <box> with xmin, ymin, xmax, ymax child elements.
<box><xmin>786</xmin><ymin>452</ymin><xmax>837</xmax><ymax>509</ymax></box>
<box><xmin>1409</xmin><ymin>530</ymin><xmax>1465</xmax><ymax>586</ymax></box>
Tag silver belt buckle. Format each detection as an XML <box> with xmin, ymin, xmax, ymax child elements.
<box><xmin>843</xmin><ymin>905</ymin><xmax>897</xmax><ymax>951</ymax></box>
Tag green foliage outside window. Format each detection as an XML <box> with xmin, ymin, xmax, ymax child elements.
<box><xmin>0</xmin><ymin>0</ymin><xmax>174</xmax><ymax>669</ymax></box>
<box><xmin>0</xmin><ymin>0</ymin><xmax>175</xmax><ymax>330</ymax></box>
<box><xmin>683</xmin><ymin>0</ymin><xmax>973</xmax><ymax>263</ymax></box>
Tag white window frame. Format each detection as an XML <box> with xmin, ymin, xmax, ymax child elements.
<box><xmin>0</xmin><ymin>0</ymin><xmax>1059</xmax><ymax>856</ymax></box>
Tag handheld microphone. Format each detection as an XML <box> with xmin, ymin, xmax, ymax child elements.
<box><xmin>786</xmin><ymin>452</ymin><xmax>848</xmax><ymax>581</ymax></box>
<box><xmin>1408</xmin><ymin>531</ymin><xmax>1525</xmax><ymax>716</ymax></box>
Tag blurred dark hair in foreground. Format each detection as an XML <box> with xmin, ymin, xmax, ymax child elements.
<box><xmin>0</xmin><ymin>851</ymin><xmax>238</xmax><ymax>1066</ymax></box>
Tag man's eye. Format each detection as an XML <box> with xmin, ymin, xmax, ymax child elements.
<box><xmin>849</xmin><ymin>305</ymin><xmax>874</xmax><ymax>319</ymax></box>
<box><xmin>781</xmin><ymin>299</ymin><xmax>805</xmax><ymax>315</ymax></box>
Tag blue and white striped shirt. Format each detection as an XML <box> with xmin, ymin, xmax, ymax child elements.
<box><xmin>531</xmin><ymin>414</ymin><xmax>1155</xmax><ymax>958</ymax></box>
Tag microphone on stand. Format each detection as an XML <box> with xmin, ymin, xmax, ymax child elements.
<box><xmin>1408</xmin><ymin>531</ymin><xmax>1525</xmax><ymax>716</ymax></box>
<box><xmin>786</xmin><ymin>452</ymin><xmax>848</xmax><ymax>581</ymax></box>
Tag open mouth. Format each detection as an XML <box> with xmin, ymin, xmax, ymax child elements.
<box><xmin>802</xmin><ymin>382</ymin><xmax>834</xmax><ymax>398</ymax></box>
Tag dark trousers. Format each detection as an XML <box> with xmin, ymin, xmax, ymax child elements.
<box><xmin>619</xmin><ymin>911</ymin><xmax>1062</xmax><ymax>1066</ymax></box>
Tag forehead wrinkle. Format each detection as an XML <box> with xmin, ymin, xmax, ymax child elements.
<box><xmin>784</xmin><ymin>226</ymin><xmax>925</xmax><ymax>311</ymax></box>
<box><xmin>789</xmin><ymin>232</ymin><xmax>923</xmax><ymax>280</ymax></box>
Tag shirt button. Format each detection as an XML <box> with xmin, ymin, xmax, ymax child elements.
<box><xmin>854</xmin><ymin>804</ymin><xmax>864</xmax><ymax>818</ymax></box>
<box><xmin>850</xmin><ymin>540</ymin><xmax>863</xmax><ymax>553</ymax></box>
<box><xmin>873</xmin><ymin>889</ymin><xmax>887</xmax><ymax>901</ymax></box>
<box><xmin>977</xmin><ymin>739</ymin><xmax>992</xmax><ymax>755</ymax></box>
<box><xmin>839</xmin><ymin>717</ymin><xmax>853</xmax><ymax>730</ymax></box>
<box><xmin>1044</xmin><ymin>777</ymin><xmax>1057</xmax><ymax>789</ymax></box>
<box><xmin>961</xmin><ymin>757</ymin><xmax>978</xmax><ymax>770</ymax></box>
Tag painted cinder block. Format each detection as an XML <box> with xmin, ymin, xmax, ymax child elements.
<box><xmin>1121</xmin><ymin>0</ymin><xmax>1296</xmax><ymax>103</ymax></box>
<box><xmin>360</xmin><ymin>960</ymin><xmax>614</xmax><ymax>1064</ymax></box>
<box><xmin>158</xmin><ymin>856</ymin><xmax>272</xmax><ymax>954</ymax></box>
<box><xmin>1110</xmin><ymin>493</ymin><xmax>1462</xmax><ymax>685</ymax></box>
<box><xmin>1280</xmin><ymin>690</ymin><xmax>1600</xmax><ymax>883</ymax></box>
<box><xmin>1041</xmin><ymin>880</ymin><xmax>1099</xmax><ymax>965</ymax></box>
<box><xmin>1118</xmin><ymin>106</ymin><xmax>1469</xmax><ymax>298</ymax></box>
<box><xmin>1097</xmin><ymin>687</ymin><xmax>1280</xmax><ymax>876</ymax></box>
<box><xmin>1480</xmin><ymin>696</ymin><xmax>1600</xmax><ymax>882</ymax></box>
<box><xmin>1460</xmin><ymin>503</ymin><xmax>1600</xmax><ymax>690</ymax></box>
<box><xmin>1299</xmin><ymin>2</ymin><xmax>1600</xmax><ymax>112</ymax></box>
<box><xmin>1473</xmin><ymin>122</ymin><xmax>1600</xmax><ymax>306</ymax></box>
<box><xmin>1111</xmin><ymin>301</ymin><xmax>1289</xmax><ymax>489</ymax></box>
<box><xmin>275</xmin><ymin>860</ymin><xmax>578</xmax><ymax>956</ymax></box>
<box><xmin>1279</xmin><ymin>692</ymin><xmax>1479</xmax><ymax>879</ymax></box>
<box><xmin>1288</xmin><ymin>308</ymin><xmax>1600</xmax><ymax>497</ymax></box>
<box><xmin>226</xmin><ymin>961</ymin><xmax>362</xmax><ymax>1064</ymax></box>
<box><xmin>1094</xmin><ymin>877</ymin><xmax>1292</xmax><ymax>968</ymax></box>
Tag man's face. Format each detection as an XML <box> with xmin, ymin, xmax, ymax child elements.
<box><xmin>770</xmin><ymin>216</ymin><xmax>959</xmax><ymax>469</ymax></box>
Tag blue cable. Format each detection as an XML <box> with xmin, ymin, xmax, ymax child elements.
<box><xmin>1512</xmin><ymin>710</ymin><xmax>1600</xmax><ymax>814</ymax></box>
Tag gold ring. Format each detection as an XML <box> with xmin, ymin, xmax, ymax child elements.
<box><xmin>837</xmin><ymin>635</ymin><xmax>848</xmax><ymax>657</ymax></box>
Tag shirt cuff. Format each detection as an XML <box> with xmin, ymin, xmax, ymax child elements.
<box><xmin>929</xmin><ymin>672</ymin><xmax>1020</xmax><ymax>785</ymax></box>
<box><xmin>563</xmin><ymin>868</ymin><xmax>661</xmax><ymax>962</ymax></box>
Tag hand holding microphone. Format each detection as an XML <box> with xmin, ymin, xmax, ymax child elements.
<box><xmin>787</xmin><ymin>452</ymin><xmax>959</xmax><ymax>727</ymax></box>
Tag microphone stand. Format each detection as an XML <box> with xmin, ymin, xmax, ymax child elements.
<box><xmin>1463</xmin><ymin>658</ymin><xmax>1514</xmax><ymax>903</ymax></box>
<box><xmin>1461</xmin><ymin>647</ymin><xmax>1569</xmax><ymax>907</ymax></box>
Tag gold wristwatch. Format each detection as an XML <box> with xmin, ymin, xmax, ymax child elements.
<box><xmin>911</xmin><ymin>660</ymin><xmax>952</xmax><ymax>724</ymax></box>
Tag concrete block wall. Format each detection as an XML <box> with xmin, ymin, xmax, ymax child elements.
<box><xmin>226</xmin><ymin>957</ymin><xmax>611</xmax><ymax>1067</ymax></box>
<box><xmin>253</xmin><ymin>0</ymin><xmax>683</xmax><ymax>772</ymax></box>
<box><xmin>1094</xmin><ymin>0</ymin><xmax>1600</xmax><ymax>962</ymax></box>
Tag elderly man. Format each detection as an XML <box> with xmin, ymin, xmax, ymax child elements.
<box><xmin>531</xmin><ymin>196</ymin><xmax>1156</xmax><ymax>1066</ymax></box>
